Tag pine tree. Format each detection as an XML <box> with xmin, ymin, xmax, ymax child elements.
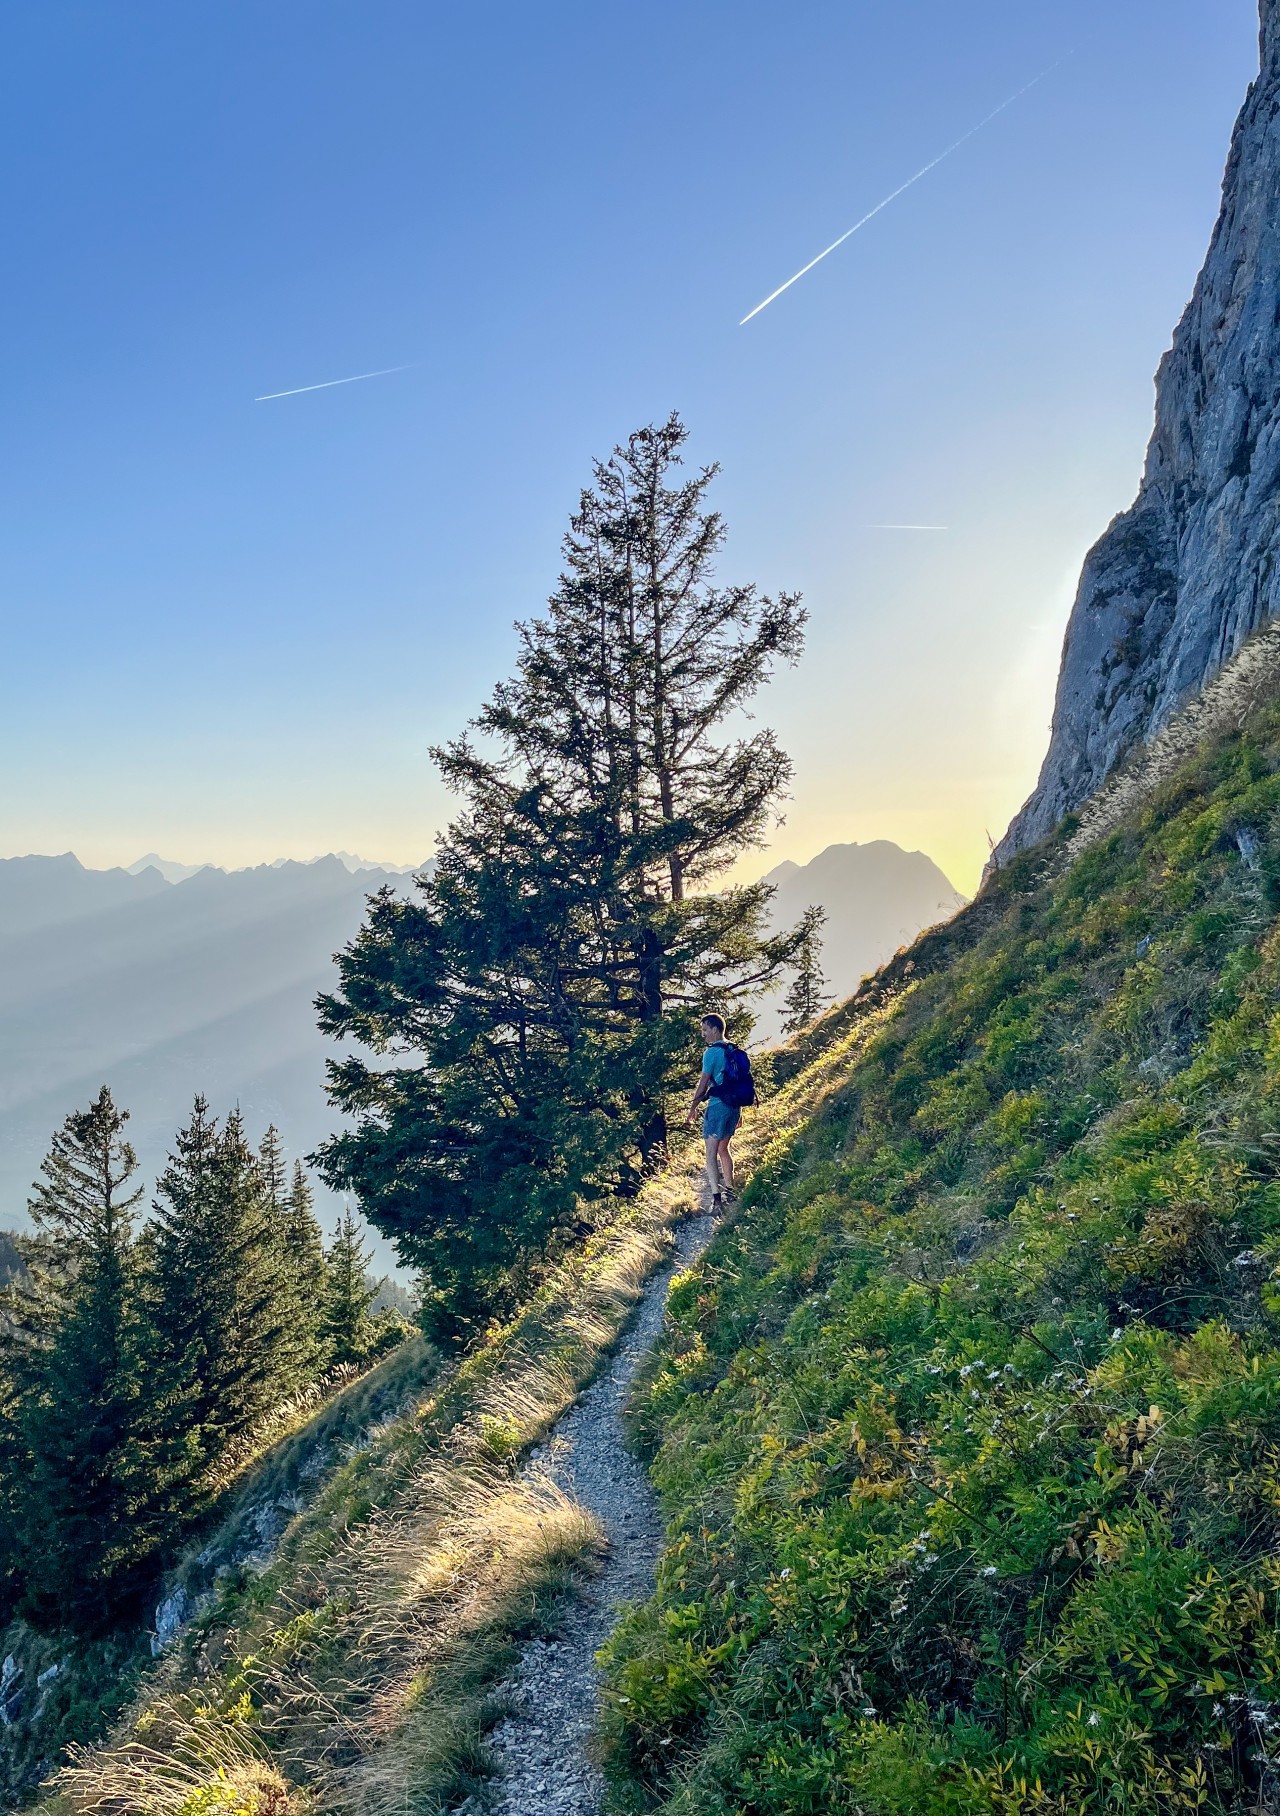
<box><xmin>4</xmin><ymin>1090</ymin><xmax>164</xmax><ymax>1628</ymax></box>
<box><xmin>781</xmin><ymin>908</ymin><xmax>832</xmax><ymax>1035</ymax></box>
<box><xmin>146</xmin><ymin>1099</ymin><xmax>296</xmax><ymax>1480</ymax></box>
<box><xmin>285</xmin><ymin>1158</ymin><xmax>329</xmax><ymax>1369</ymax></box>
<box><xmin>257</xmin><ymin>1130</ymin><xmax>326</xmax><ymax>1386</ymax></box>
<box><xmin>322</xmin><ymin>1209</ymin><xmax>376</xmax><ymax>1367</ymax></box>
<box><xmin>317</xmin><ymin>416</ymin><xmax>810</xmax><ymax>1337</ymax></box>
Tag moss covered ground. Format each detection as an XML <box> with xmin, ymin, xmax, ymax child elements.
<box><xmin>602</xmin><ymin>700</ymin><xmax>1280</xmax><ymax>1814</ymax></box>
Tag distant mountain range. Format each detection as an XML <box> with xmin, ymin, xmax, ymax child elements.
<box><xmin>755</xmin><ymin>841</ymin><xmax>966</xmax><ymax>1038</ymax></box>
<box><xmin>0</xmin><ymin>853</ymin><xmax>424</xmax><ymax>1256</ymax></box>
<box><xmin>0</xmin><ymin>841</ymin><xmax>961</xmax><ymax>1236</ymax></box>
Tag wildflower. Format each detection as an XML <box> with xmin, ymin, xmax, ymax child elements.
<box><xmin>981</xmin><ymin>1565</ymin><xmax>998</xmax><ymax>1578</ymax></box>
<box><xmin>1087</xmin><ymin>1712</ymin><xmax>1100</xmax><ymax>1728</ymax></box>
<box><xmin>1110</xmin><ymin>1329</ymin><xmax>1123</xmax><ymax>1342</ymax></box>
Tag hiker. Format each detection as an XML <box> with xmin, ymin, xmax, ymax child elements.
<box><xmin>686</xmin><ymin>1012</ymin><xmax>755</xmax><ymax>1209</ymax></box>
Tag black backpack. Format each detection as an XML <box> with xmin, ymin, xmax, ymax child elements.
<box><xmin>711</xmin><ymin>1042</ymin><xmax>756</xmax><ymax>1109</ymax></box>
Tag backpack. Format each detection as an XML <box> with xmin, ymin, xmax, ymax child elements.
<box><xmin>711</xmin><ymin>1042</ymin><xmax>756</xmax><ymax>1109</ymax></box>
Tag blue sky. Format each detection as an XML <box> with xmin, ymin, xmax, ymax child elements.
<box><xmin>1</xmin><ymin>0</ymin><xmax>1261</xmax><ymax>892</ymax></box>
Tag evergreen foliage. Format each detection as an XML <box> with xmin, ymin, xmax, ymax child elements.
<box><xmin>148</xmin><ymin>1100</ymin><xmax>295</xmax><ymax>1471</ymax></box>
<box><xmin>780</xmin><ymin>905</ymin><xmax>832</xmax><ymax>1034</ymax></box>
<box><xmin>0</xmin><ymin>1089</ymin><xmax>408</xmax><ymax>1646</ymax></box>
<box><xmin>1</xmin><ymin>1091</ymin><xmax>161</xmax><ymax>1629</ymax></box>
<box><xmin>260</xmin><ymin>1134</ymin><xmax>328</xmax><ymax>1383</ymax></box>
<box><xmin>317</xmin><ymin>416</ymin><xmax>810</xmax><ymax>1338</ymax></box>
<box><xmin>602</xmin><ymin>699</ymin><xmax>1280</xmax><ymax>1815</ymax></box>
<box><xmin>323</xmin><ymin>1208</ymin><xmax>377</xmax><ymax>1366</ymax></box>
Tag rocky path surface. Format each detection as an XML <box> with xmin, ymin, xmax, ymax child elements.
<box><xmin>481</xmin><ymin>1201</ymin><xmax>716</xmax><ymax>1815</ymax></box>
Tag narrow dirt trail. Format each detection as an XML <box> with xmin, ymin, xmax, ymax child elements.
<box><xmin>481</xmin><ymin>1200</ymin><xmax>716</xmax><ymax>1815</ymax></box>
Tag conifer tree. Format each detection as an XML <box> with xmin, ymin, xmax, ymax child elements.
<box><xmin>147</xmin><ymin>1099</ymin><xmax>295</xmax><ymax>1478</ymax></box>
<box><xmin>322</xmin><ymin>1209</ymin><xmax>376</xmax><ymax>1367</ymax></box>
<box><xmin>317</xmin><ymin>416</ymin><xmax>810</xmax><ymax>1336</ymax></box>
<box><xmin>781</xmin><ymin>908</ymin><xmax>832</xmax><ymax>1035</ymax></box>
<box><xmin>285</xmin><ymin>1158</ymin><xmax>329</xmax><ymax>1370</ymax></box>
<box><xmin>4</xmin><ymin>1090</ymin><xmax>165</xmax><ymax>1628</ymax></box>
<box><xmin>257</xmin><ymin>1129</ymin><xmax>326</xmax><ymax>1386</ymax></box>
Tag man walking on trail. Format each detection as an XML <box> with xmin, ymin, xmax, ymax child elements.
<box><xmin>686</xmin><ymin>1012</ymin><xmax>742</xmax><ymax>1209</ymax></box>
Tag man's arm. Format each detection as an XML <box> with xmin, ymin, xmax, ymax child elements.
<box><xmin>686</xmin><ymin>1071</ymin><xmax>712</xmax><ymax>1127</ymax></box>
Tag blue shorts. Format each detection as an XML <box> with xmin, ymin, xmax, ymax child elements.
<box><xmin>703</xmin><ymin>1097</ymin><xmax>740</xmax><ymax>1140</ymax></box>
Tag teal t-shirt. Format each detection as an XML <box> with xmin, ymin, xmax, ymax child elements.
<box><xmin>702</xmin><ymin>1044</ymin><xmax>727</xmax><ymax>1089</ymax></box>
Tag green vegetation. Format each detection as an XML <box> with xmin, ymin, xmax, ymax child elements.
<box><xmin>48</xmin><ymin>1170</ymin><xmax>694</xmax><ymax>1816</ymax></box>
<box><xmin>602</xmin><ymin>696</ymin><xmax>1280</xmax><ymax>1814</ymax></box>
<box><xmin>0</xmin><ymin>1092</ymin><xmax>411</xmax><ymax>1634</ymax></box>
<box><xmin>781</xmin><ymin>907</ymin><xmax>832</xmax><ymax>1036</ymax></box>
<box><xmin>317</xmin><ymin>414</ymin><xmax>811</xmax><ymax>1343</ymax></box>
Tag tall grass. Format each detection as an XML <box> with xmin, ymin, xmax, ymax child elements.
<box><xmin>47</xmin><ymin>1166</ymin><xmax>700</xmax><ymax>1816</ymax></box>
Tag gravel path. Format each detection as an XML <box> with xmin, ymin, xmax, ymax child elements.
<box><xmin>481</xmin><ymin>1200</ymin><xmax>717</xmax><ymax>1815</ymax></box>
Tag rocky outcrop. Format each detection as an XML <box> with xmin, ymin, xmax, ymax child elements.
<box><xmin>999</xmin><ymin>0</ymin><xmax>1280</xmax><ymax>858</ymax></box>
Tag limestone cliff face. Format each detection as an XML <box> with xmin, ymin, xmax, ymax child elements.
<box><xmin>999</xmin><ymin>1</ymin><xmax>1280</xmax><ymax>858</ymax></box>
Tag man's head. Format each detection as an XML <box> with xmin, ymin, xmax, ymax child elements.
<box><xmin>700</xmin><ymin>1012</ymin><xmax>726</xmax><ymax>1043</ymax></box>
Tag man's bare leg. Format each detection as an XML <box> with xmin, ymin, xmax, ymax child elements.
<box><xmin>715</xmin><ymin>1138</ymin><xmax>735</xmax><ymax>1195</ymax></box>
<box><xmin>704</xmin><ymin>1136</ymin><xmax>724</xmax><ymax>1203</ymax></box>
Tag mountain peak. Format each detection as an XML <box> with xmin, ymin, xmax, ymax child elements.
<box><xmin>999</xmin><ymin>18</ymin><xmax>1280</xmax><ymax>858</ymax></box>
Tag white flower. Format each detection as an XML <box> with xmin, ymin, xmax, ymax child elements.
<box><xmin>1087</xmin><ymin>1712</ymin><xmax>1100</xmax><ymax>1728</ymax></box>
<box><xmin>779</xmin><ymin>1567</ymin><xmax>791</xmax><ymax>1580</ymax></box>
<box><xmin>981</xmin><ymin>1566</ymin><xmax>998</xmax><ymax>1578</ymax></box>
<box><xmin>1111</xmin><ymin>1329</ymin><xmax>1123</xmax><ymax>1342</ymax></box>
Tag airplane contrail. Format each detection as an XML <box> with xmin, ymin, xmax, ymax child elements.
<box><xmin>254</xmin><ymin>363</ymin><xmax>415</xmax><ymax>402</ymax></box>
<box><xmin>740</xmin><ymin>58</ymin><xmax>1068</xmax><ymax>325</ymax></box>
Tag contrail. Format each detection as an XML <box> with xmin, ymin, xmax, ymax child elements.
<box><xmin>865</xmin><ymin>523</ymin><xmax>949</xmax><ymax>531</ymax></box>
<box><xmin>254</xmin><ymin>363</ymin><xmax>414</xmax><ymax>402</ymax></box>
<box><xmin>740</xmin><ymin>58</ymin><xmax>1067</xmax><ymax>325</ymax></box>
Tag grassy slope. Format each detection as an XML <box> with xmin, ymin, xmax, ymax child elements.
<box><xmin>602</xmin><ymin>698</ymin><xmax>1280</xmax><ymax>1815</ymax></box>
<box><xmin>0</xmin><ymin>1338</ymin><xmax>442</xmax><ymax>1810</ymax></box>
<box><xmin>44</xmin><ymin>1168</ymin><xmax>699</xmax><ymax>1816</ymax></box>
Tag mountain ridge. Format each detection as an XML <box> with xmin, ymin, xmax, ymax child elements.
<box><xmin>1000</xmin><ymin>0</ymin><xmax>1280</xmax><ymax>858</ymax></box>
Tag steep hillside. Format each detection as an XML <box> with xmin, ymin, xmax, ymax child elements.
<box><xmin>757</xmin><ymin>843</ymin><xmax>964</xmax><ymax>1036</ymax></box>
<box><xmin>0</xmin><ymin>855</ymin><xmax>416</xmax><ymax>1230</ymax></box>
<box><xmin>601</xmin><ymin>684</ymin><xmax>1280</xmax><ymax>1814</ymax></box>
<box><xmin>1002</xmin><ymin>0</ymin><xmax>1280</xmax><ymax>856</ymax></box>
<box><xmin>38</xmin><ymin>1175</ymin><xmax>699</xmax><ymax>1816</ymax></box>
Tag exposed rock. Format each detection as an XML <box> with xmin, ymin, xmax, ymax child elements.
<box><xmin>151</xmin><ymin>1587</ymin><xmax>191</xmax><ymax>1656</ymax></box>
<box><xmin>1000</xmin><ymin>1</ymin><xmax>1280</xmax><ymax>858</ymax></box>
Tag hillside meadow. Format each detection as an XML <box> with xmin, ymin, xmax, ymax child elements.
<box><xmin>601</xmin><ymin>690</ymin><xmax>1280</xmax><ymax>1815</ymax></box>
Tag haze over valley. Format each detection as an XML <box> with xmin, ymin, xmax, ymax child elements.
<box><xmin>0</xmin><ymin>838</ymin><xmax>963</xmax><ymax>1231</ymax></box>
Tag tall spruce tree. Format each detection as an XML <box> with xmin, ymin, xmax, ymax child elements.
<box><xmin>317</xmin><ymin>416</ymin><xmax>811</xmax><ymax>1338</ymax></box>
<box><xmin>322</xmin><ymin>1209</ymin><xmax>376</xmax><ymax>1367</ymax></box>
<box><xmin>780</xmin><ymin>908</ymin><xmax>832</xmax><ymax>1035</ymax></box>
<box><xmin>3</xmin><ymin>1090</ymin><xmax>165</xmax><ymax>1628</ymax></box>
<box><xmin>147</xmin><ymin>1100</ymin><xmax>296</xmax><ymax>1478</ymax></box>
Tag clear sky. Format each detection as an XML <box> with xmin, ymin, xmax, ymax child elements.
<box><xmin>1</xmin><ymin>0</ymin><xmax>1262</xmax><ymax>894</ymax></box>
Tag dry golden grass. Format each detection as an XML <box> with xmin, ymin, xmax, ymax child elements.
<box><xmin>46</xmin><ymin>1167</ymin><xmax>700</xmax><ymax>1816</ymax></box>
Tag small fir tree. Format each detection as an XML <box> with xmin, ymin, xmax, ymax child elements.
<box><xmin>4</xmin><ymin>1089</ymin><xmax>165</xmax><ymax>1627</ymax></box>
<box><xmin>323</xmin><ymin>1209</ymin><xmax>377</xmax><ymax>1367</ymax></box>
<box><xmin>258</xmin><ymin>1129</ymin><xmax>327</xmax><ymax>1386</ymax></box>
<box><xmin>285</xmin><ymin>1158</ymin><xmax>329</xmax><ymax>1367</ymax></box>
<box><xmin>147</xmin><ymin>1100</ymin><xmax>297</xmax><ymax>1479</ymax></box>
<box><xmin>780</xmin><ymin>908</ymin><xmax>832</xmax><ymax>1035</ymax></box>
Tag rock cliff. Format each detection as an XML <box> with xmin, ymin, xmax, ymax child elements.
<box><xmin>999</xmin><ymin>0</ymin><xmax>1280</xmax><ymax>858</ymax></box>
